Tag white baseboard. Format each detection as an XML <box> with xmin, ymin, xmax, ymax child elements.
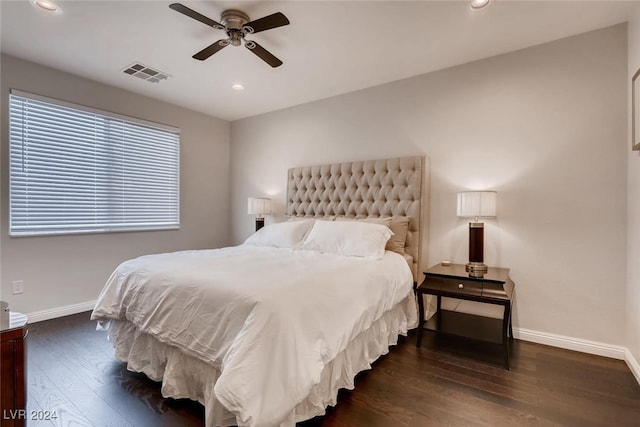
<box><xmin>514</xmin><ymin>327</ymin><xmax>626</xmax><ymax>360</ymax></box>
<box><xmin>624</xmin><ymin>348</ymin><xmax>640</xmax><ymax>385</ymax></box>
<box><xmin>26</xmin><ymin>300</ymin><xmax>95</xmax><ymax>323</ymax></box>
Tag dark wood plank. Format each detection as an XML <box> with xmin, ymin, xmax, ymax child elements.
<box><xmin>25</xmin><ymin>312</ymin><xmax>640</xmax><ymax>427</ymax></box>
<box><xmin>28</xmin><ymin>338</ymin><xmax>133</xmax><ymax>427</ymax></box>
<box><xmin>25</xmin><ymin>397</ymin><xmax>55</xmax><ymax>427</ymax></box>
<box><xmin>27</xmin><ymin>363</ymin><xmax>94</xmax><ymax>427</ymax></box>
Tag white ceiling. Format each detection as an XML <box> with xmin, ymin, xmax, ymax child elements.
<box><xmin>0</xmin><ymin>1</ymin><xmax>634</xmax><ymax>121</ymax></box>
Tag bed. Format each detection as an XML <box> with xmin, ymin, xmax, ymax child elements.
<box><xmin>91</xmin><ymin>156</ymin><xmax>427</xmax><ymax>427</ymax></box>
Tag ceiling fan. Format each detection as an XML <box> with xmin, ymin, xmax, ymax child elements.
<box><xmin>169</xmin><ymin>3</ymin><xmax>290</xmax><ymax>68</ymax></box>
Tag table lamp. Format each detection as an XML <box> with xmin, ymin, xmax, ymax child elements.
<box><xmin>247</xmin><ymin>197</ymin><xmax>272</xmax><ymax>232</ymax></box>
<box><xmin>457</xmin><ymin>191</ymin><xmax>496</xmax><ymax>277</ymax></box>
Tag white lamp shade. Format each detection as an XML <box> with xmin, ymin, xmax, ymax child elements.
<box><xmin>247</xmin><ymin>197</ymin><xmax>272</xmax><ymax>216</ymax></box>
<box><xmin>457</xmin><ymin>191</ymin><xmax>497</xmax><ymax>218</ymax></box>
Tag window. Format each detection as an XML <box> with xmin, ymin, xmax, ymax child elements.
<box><xmin>9</xmin><ymin>90</ymin><xmax>180</xmax><ymax>236</ymax></box>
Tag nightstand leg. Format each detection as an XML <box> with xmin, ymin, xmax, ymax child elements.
<box><xmin>503</xmin><ymin>303</ymin><xmax>511</xmax><ymax>370</ymax></box>
<box><xmin>416</xmin><ymin>292</ymin><xmax>425</xmax><ymax>348</ymax></box>
<box><xmin>436</xmin><ymin>296</ymin><xmax>441</xmax><ymax>331</ymax></box>
<box><xmin>509</xmin><ymin>306</ymin><xmax>514</xmax><ymax>341</ymax></box>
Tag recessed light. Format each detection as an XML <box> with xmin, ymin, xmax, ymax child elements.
<box><xmin>30</xmin><ymin>0</ymin><xmax>63</xmax><ymax>14</ymax></box>
<box><xmin>231</xmin><ymin>83</ymin><xmax>245</xmax><ymax>91</ymax></box>
<box><xmin>470</xmin><ymin>0</ymin><xmax>490</xmax><ymax>10</ymax></box>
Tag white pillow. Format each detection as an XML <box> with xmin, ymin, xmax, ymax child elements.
<box><xmin>335</xmin><ymin>216</ymin><xmax>409</xmax><ymax>255</ymax></box>
<box><xmin>287</xmin><ymin>216</ymin><xmax>335</xmax><ymax>221</ymax></box>
<box><xmin>299</xmin><ymin>220</ymin><xmax>393</xmax><ymax>260</ymax></box>
<box><xmin>244</xmin><ymin>220</ymin><xmax>314</xmax><ymax>249</ymax></box>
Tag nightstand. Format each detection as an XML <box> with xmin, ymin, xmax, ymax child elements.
<box><xmin>416</xmin><ymin>263</ymin><xmax>514</xmax><ymax>369</ymax></box>
<box><xmin>1</xmin><ymin>311</ymin><xmax>28</xmax><ymax>427</ymax></box>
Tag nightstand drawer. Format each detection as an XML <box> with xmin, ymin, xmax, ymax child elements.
<box><xmin>482</xmin><ymin>281</ymin><xmax>508</xmax><ymax>299</ymax></box>
<box><xmin>440</xmin><ymin>277</ymin><xmax>482</xmax><ymax>296</ymax></box>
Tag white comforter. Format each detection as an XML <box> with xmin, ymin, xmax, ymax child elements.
<box><xmin>91</xmin><ymin>245</ymin><xmax>414</xmax><ymax>427</ymax></box>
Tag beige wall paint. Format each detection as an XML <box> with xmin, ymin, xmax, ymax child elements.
<box><xmin>627</xmin><ymin>5</ymin><xmax>640</xmax><ymax>367</ymax></box>
<box><xmin>0</xmin><ymin>55</ymin><xmax>231</xmax><ymax>315</ymax></box>
<box><xmin>231</xmin><ymin>25</ymin><xmax>628</xmax><ymax>345</ymax></box>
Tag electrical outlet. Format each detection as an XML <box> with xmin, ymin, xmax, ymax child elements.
<box><xmin>12</xmin><ymin>280</ymin><xmax>23</xmax><ymax>294</ymax></box>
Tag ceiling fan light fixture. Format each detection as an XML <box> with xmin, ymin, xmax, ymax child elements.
<box><xmin>30</xmin><ymin>0</ymin><xmax>63</xmax><ymax>14</ymax></box>
<box><xmin>470</xmin><ymin>0</ymin><xmax>490</xmax><ymax>10</ymax></box>
<box><xmin>231</xmin><ymin>83</ymin><xmax>245</xmax><ymax>91</ymax></box>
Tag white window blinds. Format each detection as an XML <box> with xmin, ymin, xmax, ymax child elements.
<box><xmin>9</xmin><ymin>90</ymin><xmax>180</xmax><ymax>236</ymax></box>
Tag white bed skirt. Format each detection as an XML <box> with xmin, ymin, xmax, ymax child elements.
<box><xmin>104</xmin><ymin>294</ymin><xmax>417</xmax><ymax>427</ymax></box>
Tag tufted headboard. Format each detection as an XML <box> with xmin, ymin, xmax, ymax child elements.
<box><xmin>286</xmin><ymin>156</ymin><xmax>426</xmax><ymax>281</ymax></box>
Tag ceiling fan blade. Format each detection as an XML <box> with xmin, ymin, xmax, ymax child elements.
<box><xmin>243</xmin><ymin>12</ymin><xmax>290</xmax><ymax>34</ymax></box>
<box><xmin>245</xmin><ymin>41</ymin><xmax>283</xmax><ymax>67</ymax></box>
<box><xmin>193</xmin><ymin>40</ymin><xmax>229</xmax><ymax>61</ymax></box>
<box><xmin>169</xmin><ymin>3</ymin><xmax>225</xmax><ymax>30</ymax></box>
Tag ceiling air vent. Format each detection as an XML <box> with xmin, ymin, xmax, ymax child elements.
<box><xmin>122</xmin><ymin>63</ymin><xmax>170</xmax><ymax>83</ymax></box>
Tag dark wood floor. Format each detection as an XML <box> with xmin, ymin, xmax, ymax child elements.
<box><xmin>24</xmin><ymin>312</ymin><xmax>640</xmax><ymax>427</ymax></box>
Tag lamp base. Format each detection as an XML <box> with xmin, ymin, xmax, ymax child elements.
<box><xmin>255</xmin><ymin>218</ymin><xmax>265</xmax><ymax>232</ymax></box>
<box><xmin>465</xmin><ymin>262</ymin><xmax>488</xmax><ymax>277</ymax></box>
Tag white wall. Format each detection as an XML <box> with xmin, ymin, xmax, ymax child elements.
<box><xmin>231</xmin><ymin>25</ymin><xmax>628</xmax><ymax>345</ymax></box>
<box><xmin>627</xmin><ymin>5</ymin><xmax>640</xmax><ymax>370</ymax></box>
<box><xmin>0</xmin><ymin>55</ymin><xmax>231</xmax><ymax>316</ymax></box>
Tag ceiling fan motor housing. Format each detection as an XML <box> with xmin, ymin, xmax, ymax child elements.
<box><xmin>221</xmin><ymin>9</ymin><xmax>249</xmax><ymax>46</ymax></box>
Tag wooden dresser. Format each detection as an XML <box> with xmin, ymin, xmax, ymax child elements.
<box><xmin>1</xmin><ymin>312</ymin><xmax>28</xmax><ymax>427</ymax></box>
